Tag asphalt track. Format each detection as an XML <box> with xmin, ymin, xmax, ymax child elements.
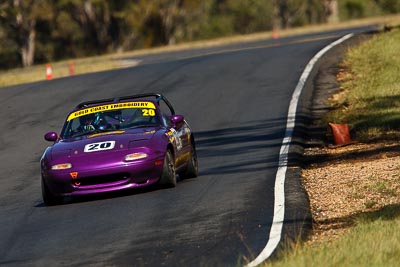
<box><xmin>0</xmin><ymin>26</ymin><xmax>376</xmax><ymax>266</ymax></box>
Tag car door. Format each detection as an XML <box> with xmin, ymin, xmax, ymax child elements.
<box><xmin>158</xmin><ymin>98</ymin><xmax>190</xmax><ymax>166</ymax></box>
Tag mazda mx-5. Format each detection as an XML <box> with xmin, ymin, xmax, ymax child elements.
<box><xmin>41</xmin><ymin>93</ymin><xmax>198</xmax><ymax>205</ymax></box>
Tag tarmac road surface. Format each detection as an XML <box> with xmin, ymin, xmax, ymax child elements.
<box><xmin>0</xmin><ymin>25</ymin><xmax>375</xmax><ymax>266</ymax></box>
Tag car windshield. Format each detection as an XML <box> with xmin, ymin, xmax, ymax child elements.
<box><xmin>61</xmin><ymin>102</ymin><xmax>161</xmax><ymax>139</ymax></box>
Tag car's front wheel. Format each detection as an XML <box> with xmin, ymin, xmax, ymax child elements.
<box><xmin>41</xmin><ymin>177</ymin><xmax>63</xmax><ymax>206</ymax></box>
<box><xmin>159</xmin><ymin>150</ymin><xmax>176</xmax><ymax>187</ymax></box>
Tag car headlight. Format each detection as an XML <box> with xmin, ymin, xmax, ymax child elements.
<box><xmin>125</xmin><ymin>152</ymin><xmax>148</xmax><ymax>161</ymax></box>
<box><xmin>51</xmin><ymin>163</ymin><xmax>72</xmax><ymax>170</ymax></box>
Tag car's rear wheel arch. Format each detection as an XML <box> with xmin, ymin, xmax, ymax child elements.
<box><xmin>166</xmin><ymin>143</ymin><xmax>175</xmax><ymax>160</ymax></box>
<box><xmin>179</xmin><ymin>138</ymin><xmax>198</xmax><ymax>179</ymax></box>
<box><xmin>190</xmin><ymin>134</ymin><xmax>196</xmax><ymax>149</ymax></box>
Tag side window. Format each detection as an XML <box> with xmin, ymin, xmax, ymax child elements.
<box><xmin>158</xmin><ymin>100</ymin><xmax>173</xmax><ymax>127</ymax></box>
<box><xmin>158</xmin><ymin>100</ymin><xmax>173</xmax><ymax>116</ymax></box>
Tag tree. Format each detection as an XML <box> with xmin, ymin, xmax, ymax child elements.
<box><xmin>224</xmin><ymin>0</ymin><xmax>274</xmax><ymax>34</ymax></box>
<box><xmin>55</xmin><ymin>0</ymin><xmax>113</xmax><ymax>54</ymax></box>
<box><xmin>325</xmin><ymin>0</ymin><xmax>339</xmax><ymax>23</ymax></box>
<box><xmin>126</xmin><ymin>0</ymin><xmax>206</xmax><ymax>47</ymax></box>
<box><xmin>0</xmin><ymin>0</ymin><xmax>51</xmax><ymax>67</ymax></box>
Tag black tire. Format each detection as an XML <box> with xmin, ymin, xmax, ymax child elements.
<box><xmin>180</xmin><ymin>143</ymin><xmax>198</xmax><ymax>179</ymax></box>
<box><xmin>159</xmin><ymin>150</ymin><xmax>177</xmax><ymax>187</ymax></box>
<box><xmin>41</xmin><ymin>177</ymin><xmax>63</xmax><ymax>206</ymax></box>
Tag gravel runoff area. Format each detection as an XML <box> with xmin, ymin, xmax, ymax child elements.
<box><xmin>302</xmin><ymin>142</ymin><xmax>400</xmax><ymax>245</ymax></box>
<box><xmin>300</xmin><ymin>32</ymin><xmax>400</xmax><ymax>246</ymax></box>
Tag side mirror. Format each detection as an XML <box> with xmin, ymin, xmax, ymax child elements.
<box><xmin>44</xmin><ymin>132</ymin><xmax>58</xmax><ymax>142</ymax></box>
<box><xmin>170</xmin><ymin>115</ymin><xmax>185</xmax><ymax>128</ymax></box>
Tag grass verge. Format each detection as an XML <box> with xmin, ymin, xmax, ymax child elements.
<box><xmin>325</xmin><ymin>28</ymin><xmax>400</xmax><ymax>141</ymax></box>
<box><xmin>260</xmin><ymin>20</ymin><xmax>400</xmax><ymax>267</ymax></box>
<box><xmin>2</xmin><ymin>14</ymin><xmax>400</xmax><ymax>88</ymax></box>
<box><xmin>265</xmin><ymin>206</ymin><xmax>400</xmax><ymax>267</ymax></box>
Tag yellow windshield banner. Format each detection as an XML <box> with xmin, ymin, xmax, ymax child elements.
<box><xmin>67</xmin><ymin>101</ymin><xmax>156</xmax><ymax>121</ymax></box>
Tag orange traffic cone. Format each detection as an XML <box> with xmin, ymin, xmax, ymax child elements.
<box><xmin>272</xmin><ymin>30</ymin><xmax>279</xmax><ymax>39</ymax></box>
<box><xmin>329</xmin><ymin>123</ymin><xmax>351</xmax><ymax>145</ymax></box>
<box><xmin>46</xmin><ymin>64</ymin><xmax>53</xmax><ymax>80</ymax></box>
<box><xmin>68</xmin><ymin>61</ymin><xmax>75</xmax><ymax>76</ymax></box>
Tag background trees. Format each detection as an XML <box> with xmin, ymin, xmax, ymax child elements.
<box><xmin>0</xmin><ymin>0</ymin><xmax>398</xmax><ymax>69</ymax></box>
<box><xmin>0</xmin><ymin>0</ymin><xmax>52</xmax><ymax>67</ymax></box>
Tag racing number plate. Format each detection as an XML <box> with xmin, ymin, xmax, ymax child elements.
<box><xmin>84</xmin><ymin>141</ymin><xmax>115</xmax><ymax>153</ymax></box>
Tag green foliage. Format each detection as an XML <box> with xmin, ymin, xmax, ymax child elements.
<box><xmin>274</xmin><ymin>0</ymin><xmax>327</xmax><ymax>28</ymax></box>
<box><xmin>0</xmin><ymin>29</ymin><xmax>19</xmax><ymax>68</ymax></box>
<box><xmin>195</xmin><ymin>0</ymin><xmax>275</xmax><ymax>39</ymax></box>
<box><xmin>225</xmin><ymin>0</ymin><xmax>274</xmax><ymax>34</ymax></box>
<box><xmin>376</xmin><ymin>0</ymin><xmax>400</xmax><ymax>13</ymax></box>
<box><xmin>339</xmin><ymin>0</ymin><xmax>382</xmax><ymax>20</ymax></box>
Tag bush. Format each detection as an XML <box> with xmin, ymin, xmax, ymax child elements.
<box><xmin>376</xmin><ymin>0</ymin><xmax>400</xmax><ymax>13</ymax></box>
<box><xmin>339</xmin><ymin>0</ymin><xmax>382</xmax><ymax>20</ymax></box>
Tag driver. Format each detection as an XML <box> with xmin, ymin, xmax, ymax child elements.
<box><xmin>78</xmin><ymin>113</ymin><xmax>96</xmax><ymax>132</ymax></box>
<box><xmin>94</xmin><ymin>112</ymin><xmax>113</xmax><ymax>130</ymax></box>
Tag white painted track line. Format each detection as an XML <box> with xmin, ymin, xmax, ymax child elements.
<box><xmin>246</xmin><ymin>33</ymin><xmax>355</xmax><ymax>267</ymax></box>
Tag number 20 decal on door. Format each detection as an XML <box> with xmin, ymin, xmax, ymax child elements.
<box><xmin>84</xmin><ymin>141</ymin><xmax>116</xmax><ymax>152</ymax></box>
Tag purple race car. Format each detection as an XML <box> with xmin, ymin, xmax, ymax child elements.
<box><xmin>41</xmin><ymin>93</ymin><xmax>198</xmax><ymax>205</ymax></box>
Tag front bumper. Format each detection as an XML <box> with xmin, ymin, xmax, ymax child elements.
<box><xmin>42</xmin><ymin>157</ymin><xmax>164</xmax><ymax>197</ymax></box>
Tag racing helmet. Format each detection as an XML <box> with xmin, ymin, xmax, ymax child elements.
<box><xmin>79</xmin><ymin>113</ymin><xmax>95</xmax><ymax>124</ymax></box>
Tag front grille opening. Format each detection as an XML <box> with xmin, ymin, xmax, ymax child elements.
<box><xmin>75</xmin><ymin>173</ymin><xmax>130</xmax><ymax>186</ymax></box>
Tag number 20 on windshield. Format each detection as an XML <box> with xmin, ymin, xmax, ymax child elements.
<box><xmin>142</xmin><ymin>109</ymin><xmax>155</xmax><ymax>116</ymax></box>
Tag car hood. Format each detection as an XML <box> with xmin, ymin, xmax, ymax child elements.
<box><xmin>49</xmin><ymin>128</ymin><xmax>159</xmax><ymax>160</ymax></box>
